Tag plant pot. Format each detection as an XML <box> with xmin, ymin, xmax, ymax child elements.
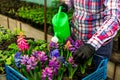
<box><xmin>0</xmin><ymin>74</ymin><xmax>6</xmax><ymax>80</ymax></box>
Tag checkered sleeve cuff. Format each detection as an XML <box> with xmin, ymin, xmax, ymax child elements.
<box><xmin>87</xmin><ymin>37</ymin><xmax>103</xmax><ymax>50</ymax></box>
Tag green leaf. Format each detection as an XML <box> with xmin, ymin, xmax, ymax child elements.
<box><xmin>87</xmin><ymin>56</ymin><xmax>93</xmax><ymax>66</ymax></box>
<box><xmin>8</xmin><ymin>43</ymin><xmax>18</xmax><ymax>50</ymax></box>
<box><xmin>5</xmin><ymin>54</ymin><xmax>15</xmax><ymax>65</ymax></box>
<box><xmin>67</xmin><ymin>63</ymin><xmax>78</xmax><ymax>79</ymax></box>
<box><xmin>57</xmin><ymin>65</ymin><xmax>66</xmax><ymax>80</ymax></box>
<box><xmin>5</xmin><ymin>57</ymin><xmax>12</xmax><ymax>65</ymax></box>
<box><xmin>79</xmin><ymin>64</ymin><xmax>86</xmax><ymax>74</ymax></box>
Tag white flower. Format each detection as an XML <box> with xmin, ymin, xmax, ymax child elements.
<box><xmin>51</xmin><ymin>36</ymin><xmax>58</xmax><ymax>43</ymax></box>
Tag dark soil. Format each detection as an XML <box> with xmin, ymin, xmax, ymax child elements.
<box><xmin>75</xmin><ymin>63</ymin><xmax>96</xmax><ymax>80</ymax></box>
<box><xmin>0</xmin><ymin>36</ymin><xmax>17</xmax><ymax>51</ymax></box>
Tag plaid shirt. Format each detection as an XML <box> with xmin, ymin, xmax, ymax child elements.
<box><xmin>65</xmin><ymin>0</ymin><xmax>120</xmax><ymax>50</ymax></box>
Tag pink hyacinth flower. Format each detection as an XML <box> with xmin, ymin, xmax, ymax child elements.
<box><xmin>68</xmin><ymin>57</ymin><xmax>77</xmax><ymax>67</ymax></box>
<box><xmin>17</xmin><ymin>37</ymin><xmax>29</xmax><ymax>51</ymax></box>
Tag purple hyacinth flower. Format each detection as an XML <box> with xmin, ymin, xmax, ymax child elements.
<box><xmin>42</xmin><ymin>67</ymin><xmax>53</xmax><ymax>80</ymax></box>
<box><xmin>50</xmin><ymin>49</ymin><xmax>60</xmax><ymax>58</ymax></box>
<box><xmin>21</xmin><ymin>55</ymin><xmax>29</xmax><ymax>65</ymax></box>
<box><xmin>74</xmin><ymin>40</ymin><xmax>82</xmax><ymax>49</ymax></box>
<box><xmin>69</xmin><ymin>46</ymin><xmax>76</xmax><ymax>53</ymax></box>
<box><xmin>32</xmin><ymin>51</ymin><xmax>38</xmax><ymax>58</ymax></box>
<box><xmin>32</xmin><ymin>51</ymin><xmax>48</xmax><ymax>63</ymax></box>
<box><xmin>49</xmin><ymin>41</ymin><xmax>59</xmax><ymax>51</ymax></box>
<box><xmin>26</xmin><ymin>56</ymin><xmax>37</xmax><ymax>71</ymax></box>
<box><xmin>37</xmin><ymin>51</ymin><xmax>48</xmax><ymax>63</ymax></box>
<box><xmin>67</xmin><ymin>39</ymin><xmax>83</xmax><ymax>53</ymax></box>
<box><xmin>49</xmin><ymin>57</ymin><xmax>60</xmax><ymax>75</ymax></box>
<box><xmin>14</xmin><ymin>52</ymin><xmax>22</xmax><ymax>68</ymax></box>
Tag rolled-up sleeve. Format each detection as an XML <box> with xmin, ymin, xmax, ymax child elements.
<box><xmin>87</xmin><ymin>0</ymin><xmax>120</xmax><ymax>50</ymax></box>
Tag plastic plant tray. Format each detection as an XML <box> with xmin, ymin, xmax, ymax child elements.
<box><xmin>5</xmin><ymin>54</ymin><xmax>108</xmax><ymax>80</ymax></box>
<box><xmin>82</xmin><ymin>54</ymin><xmax>108</xmax><ymax>80</ymax></box>
<box><xmin>5</xmin><ymin>65</ymin><xmax>28</xmax><ymax>80</ymax></box>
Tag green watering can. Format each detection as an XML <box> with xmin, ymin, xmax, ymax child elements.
<box><xmin>52</xmin><ymin>6</ymin><xmax>70</xmax><ymax>43</ymax></box>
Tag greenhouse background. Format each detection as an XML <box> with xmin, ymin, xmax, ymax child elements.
<box><xmin>21</xmin><ymin>0</ymin><xmax>62</xmax><ymax>7</ymax></box>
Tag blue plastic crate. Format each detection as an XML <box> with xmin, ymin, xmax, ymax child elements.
<box><xmin>5</xmin><ymin>65</ymin><xmax>28</xmax><ymax>80</ymax></box>
<box><xmin>5</xmin><ymin>54</ymin><xmax>108</xmax><ymax>80</ymax></box>
<box><xmin>82</xmin><ymin>54</ymin><xmax>108</xmax><ymax>80</ymax></box>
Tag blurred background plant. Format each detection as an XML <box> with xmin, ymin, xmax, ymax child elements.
<box><xmin>0</xmin><ymin>0</ymin><xmax>73</xmax><ymax>36</ymax></box>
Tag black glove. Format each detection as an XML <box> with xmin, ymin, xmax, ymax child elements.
<box><xmin>73</xmin><ymin>43</ymin><xmax>95</xmax><ymax>63</ymax></box>
<box><xmin>58</xmin><ymin>3</ymin><xmax>68</xmax><ymax>12</ymax></box>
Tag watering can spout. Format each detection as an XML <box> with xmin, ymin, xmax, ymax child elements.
<box><xmin>56</xmin><ymin>6</ymin><xmax>62</xmax><ymax>25</ymax></box>
<box><xmin>52</xmin><ymin>6</ymin><xmax>70</xmax><ymax>43</ymax></box>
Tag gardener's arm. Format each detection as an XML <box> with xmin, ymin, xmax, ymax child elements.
<box><xmin>73</xmin><ymin>0</ymin><xmax>120</xmax><ymax>63</ymax></box>
<box><xmin>87</xmin><ymin>0</ymin><xmax>120</xmax><ymax>50</ymax></box>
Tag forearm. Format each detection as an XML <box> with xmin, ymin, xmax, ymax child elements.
<box><xmin>87</xmin><ymin>0</ymin><xmax>120</xmax><ymax>50</ymax></box>
<box><xmin>87</xmin><ymin>16</ymin><xmax>120</xmax><ymax>50</ymax></box>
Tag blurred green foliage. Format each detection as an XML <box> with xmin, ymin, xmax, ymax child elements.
<box><xmin>0</xmin><ymin>0</ymin><xmax>73</xmax><ymax>35</ymax></box>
